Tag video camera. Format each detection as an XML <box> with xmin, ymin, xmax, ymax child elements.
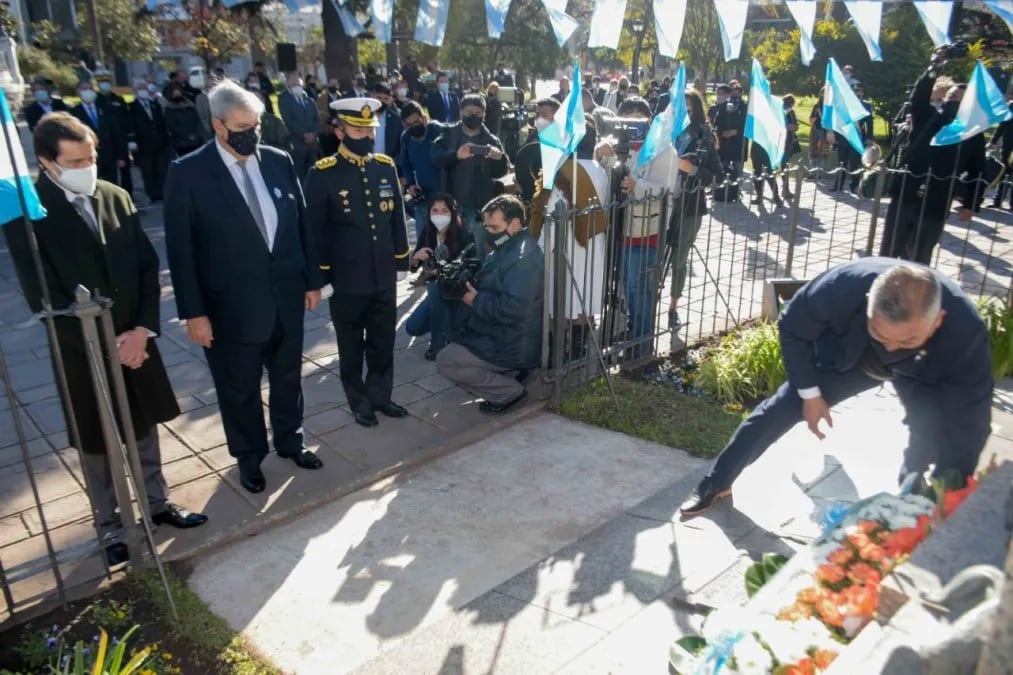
<box><xmin>436</xmin><ymin>243</ymin><xmax>482</xmax><ymax>300</ymax></box>
<box><xmin>932</xmin><ymin>42</ymin><xmax>969</xmax><ymax>65</ymax></box>
<box><xmin>601</xmin><ymin>117</ymin><xmax>651</xmax><ymax>162</ymax></box>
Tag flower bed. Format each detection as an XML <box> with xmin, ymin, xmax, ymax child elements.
<box><xmin>669</xmin><ymin>473</ymin><xmax>986</xmax><ymax>675</ymax></box>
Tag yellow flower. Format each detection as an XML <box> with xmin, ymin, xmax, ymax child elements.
<box><xmin>162</xmin><ymin>652</ymin><xmax>173</xmax><ymax>660</ymax></box>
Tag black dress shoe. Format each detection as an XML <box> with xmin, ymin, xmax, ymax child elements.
<box><xmin>279</xmin><ymin>450</ymin><xmax>324</xmax><ymax>470</ymax></box>
<box><xmin>679</xmin><ymin>479</ymin><xmax>732</xmax><ymax>518</ymax></box>
<box><xmin>479</xmin><ymin>390</ymin><xmax>527</xmax><ymax>414</ymax></box>
<box><xmin>374</xmin><ymin>402</ymin><xmax>408</xmax><ymax>418</ymax></box>
<box><xmin>152</xmin><ymin>502</ymin><xmax>208</xmax><ymax>529</ymax></box>
<box><xmin>104</xmin><ymin>542</ymin><xmax>130</xmax><ymax>566</ymax></box>
<box><xmin>239</xmin><ymin>468</ymin><xmax>266</xmax><ymax>494</ymax></box>
<box><xmin>355</xmin><ymin>410</ymin><xmax>379</xmax><ymax>427</ymax></box>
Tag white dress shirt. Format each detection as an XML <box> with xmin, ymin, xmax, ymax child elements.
<box><xmin>375</xmin><ymin>113</ymin><xmax>387</xmax><ymax>156</ymax></box>
<box><xmin>215</xmin><ymin>140</ymin><xmax>279</xmax><ymax>249</ymax></box>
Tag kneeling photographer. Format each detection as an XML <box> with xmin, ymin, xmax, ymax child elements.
<box><xmin>405</xmin><ymin>194</ymin><xmax>475</xmax><ymax>361</ymax></box>
<box><xmin>436</xmin><ymin>195</ymin><xmax>544</xmax><ymax>414</ymax></box>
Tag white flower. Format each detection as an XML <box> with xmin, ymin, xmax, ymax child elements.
<box><xmin>731</xmin><ymin>633</ymin><xmax>774</xmax><ymax>675</ymax></box>
<box><xmin>753</xmin><ymin>617</ymin><xmax>810</xmax><ymax>665</ymax></box>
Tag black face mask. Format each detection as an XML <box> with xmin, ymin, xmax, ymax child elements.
<box><xmin>463</xmin><ymin>115</ymin><xmax>483</xmax><ymax>130</ymax></box>
<box><xmin>487</xmin><ymin>228</ymin><xmax>513</xmax><ymax>250</ymax></box>
<box><xmin>355</xmin><ymin>79</ymin><xmax>366</xmax><ymax>89</ymax></box>
<box><xmin>328</xmin><ymin>85</ymin><xmax>338</xmax><ymax>94</ymax></box>
<box><xmin>409</xmin><ymin>123</ymin><xmax>427</xmax><ymax>139</ymax></box>
<box><xmin>343</xmin><ymin>135</ymin><xmax>375</xmax><ymax>156</ymax></box>
<box><xmin>942</xmin><ymin>100</ymin><xmax>960</xmax><ymax>120</ymax></box>
<box><xmin>226</xmin><ymin>126</ymin><xmax>260</xmax><ymax>156</ymax></box>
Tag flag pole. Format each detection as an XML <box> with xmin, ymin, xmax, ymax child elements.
<box><xmin>0</xmin><ymin>105</ymin><xmax>106</xmax><ymax>575</ymax></box>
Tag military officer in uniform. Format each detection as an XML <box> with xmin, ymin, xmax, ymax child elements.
<box><xmin>305</xmin><ymin>98</ymin><xmax>412</xmax><ymax>428</ymax></box>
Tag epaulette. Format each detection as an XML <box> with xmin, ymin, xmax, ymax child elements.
<box><xmin>373</xmin><ymin>153</ymin><xmax>395</xmax><ymax>166</ymax></box>
<box><xmin>315</xmin><ymin>156</ymin><xmax>337</xmax><ymax>170</ymax></box>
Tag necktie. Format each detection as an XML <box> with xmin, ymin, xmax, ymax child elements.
<box><xmin>143</xmin><ymin>101</ymin><xmax>151</xmax><ymax>119</ymax></box>
<box><xmin>87</xmin><ymin>105</ymin><xmax>97</xmax><ymax>127</ymax></box>
<box><xmin>443</xmin><ymin>93</ymin><xmax>450</xmax><ymax>120</ymax></box>
<box><xmin>238</xmin><ymin>161</ymin><xmax>270</xmax><ymax>247</ymax></box>
<box><xmin>73</xmin><ymin>196</ymin><xmax>99</xmax><ymax>236</ymax></box>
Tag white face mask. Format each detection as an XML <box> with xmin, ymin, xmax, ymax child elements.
<box><xmin>80</xmin><ymin>90</ymin><xmax>97</xmax><ymax>104</ymax></box>
<box><xmin>136</xmin><ymin>89</ymin><xmax>150</xmax><ymax>101</ymax></box>
<box><xmin>99</xmin><ymin>82</ymin><xmax>112</xmax><ymax>93</ymax></box>
<box><xmin>147</xmin><ymin>84</ymin><xmax>158</xmax><ymax>94</ymax></box>
<box><xmin>52</xmin><ymin>162</ymin><xmax>98</xmax><ymax>196</ymax></box>
<box><xmin>534</xmin><ymin>117</ymin><xmax>552</xmax><ymax>132</ymax></box>
<box><xmin>291</xmin><ymin>85</ymin><xmax>304</xmax><ymax>97</ymax></box>
<box><xmin>431</xmin><ymin>214</ymin><xmax>452</xmax><ymax>231</ymax></box>
<box><xmin>438</xmin><ymin>82</ymin><xmax>450</xmax><ymax>94</ymax></box>
<box><xmin>397</xmin><ymin>87</ymin><xmax>409</xmax><ymax>99</ymax></box>
<box><xmin>248</xmin><ymin>82</ymin><xmax>260</xmax><ymax>91</ymax></box>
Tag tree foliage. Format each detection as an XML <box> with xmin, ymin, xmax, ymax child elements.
<box><xmin>78</xmin><ymin>0</ymin><xmax>161</xmax><ymax>63</ymax></box>
<box><xmin>156</xmin><ymin>1</ymin><xmax>251</xmax><ymax>71</ymax></box>
<box><xmin>0</xmin><ymin>3</ymin><xmax>19</xmax><ymax>39</ymax></box>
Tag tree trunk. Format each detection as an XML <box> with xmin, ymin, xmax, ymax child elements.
<box><xmin>322</xmin><ymin>0</ymin><xmax>359</xmax><ymax>88</ymax></box>
<box><xmin>385</xmin><ymin>41</ymin><xmax>399</xmax><ymax>72</ymax></box>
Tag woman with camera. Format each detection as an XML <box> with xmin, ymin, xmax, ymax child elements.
<box><xmin>405</xmin><ymin>194</ymin><xmax>476</xmax><ymax>360</ymax></box>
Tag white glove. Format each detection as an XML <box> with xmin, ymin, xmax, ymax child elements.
<box><xmin>128</xmin><ymin>142</ymin><xmax>138</xmax><ymax>152</ymax></box>
<box><xmin>319</xmin><ymin>283</ymin><xmax>334</xmax><ymax>300</ymax></box>
<box><xmin>397</xmin><ymin>271</ymin><xmax>408</xmax><ymax>281</ymax></box>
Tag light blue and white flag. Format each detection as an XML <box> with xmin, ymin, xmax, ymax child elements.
<box><xmin>588</xmin><ymin>0</ymin><xmax>628</xmax><ymax>49</ymax></box>
<box><xmin>0</xmin><ymin>89</ymin><xmax>46</xmax><ymax>225</ymax></box>
<box><xmin>539</xmin><ymin>61</ymin><xmax>586</xmax><ymax>189</ymax></box>
<box><xmin>414</xmin><ymin>0</ymin><xmax>451</xmax><ymax>46</ymax></box>
<box><xmin>653</xmin><ymin>0</ymin><xmax>687</xmax><ymax>58</ymax></box>
<box><xmin>821</xmin><ymin>58</ymin><xmax>871</xmax><ymax>155</ymax></box>
<box><xmin>745</xmin><ymin>59</ymin><xmax>787</xmax><ymax>169</ymax></box>
<box><xmin>844</xmin><ymin>0</ymin><xmax>883</xmax><ymax>62</ymax></box>
<box><xmin>333</xmin><ymin>0</ymin><xmax>366</xmax><ymax>37</ymax></box>
<box><xmin>932</xmin><ymin>61</ymin><xmax>1012</xmax><ymax>146</ymax></box>
<box><xmin>637</xmin><ymin>64</ymin><xmax>688</xmax><ymax>169</ymax></box>
<box><xmin>370</xmin><ymin>0</ymin><xmax>393</xmax><ymax>43</ymax></box>
<box><xmin>713</xmin><ymin>0</ymin><xmax>749</xmax><ymax>61</ymax></box>
<box><xmin>785</xmin><ymin>0</ymin><xmax>818</xmax><ymax>66</ymax></box>
<box><xmin>913</xmin><ymin>1</ymin><xmax>953</xmax><ymax>48</ymax></box>
<box><xmin>484</xmin><ymin>0</ymin><xmax>512</xmax><ymax>39</ymax></box>
<box><xmin>541</xmin><ymin>0</ymin><xmax>579</xmax><ymax>47</ymax></box>
<box><xmin>986</xmin><ymin>1</ymin><xmax>1013</xmax><ymax>38</ymax></box>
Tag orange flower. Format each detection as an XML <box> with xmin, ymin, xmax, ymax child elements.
<box><xmin>881</xmin><ymin>526</ymin><xmax>927</xmax><ymax>559</ymax></box>
<box><xmin>856</xmin><ymin>520</ymin><xmax>882</xmax><ymax>535</ymax></box>
<box><xmin>812</xmin><ymin>649</ymin><xmax>838</xmax><ymax>669</ymax></box>
<box><xmin>827</xmin><ymin>547</ymin><xmax>854</xmax><ymax>566</ymax></box>
<box><xmin>797</xmin><ymin>586</ymin><xmax>821</xmax><ymax>605</ymax></box>
<box><xmin>783</xmin><ymin>657</ymin><xmax>817</xmax><ymax>675</ymax></box>
<box><xmin>778</xmin><ymin>603</ymin><xmax>813</xmax><ymax>621</ymax></box>
<box><xmin>857</xmin><ymin>542</ymin><xmax>887</xmax><ymax>565</ymax></box>
<box><xmin>815</xmin><ymin>564</ymin><xmax>847</xmax><ymax>586</ymax></box>
<box><xmin>847</xmin><ymin>562</ymin><xmax>882</xmax><ymax>587</ymax></box>
<box><xmin>841</xmin><ymin>584</ymin><xmax>879</xmax><ymax>617</ymax></box>
<box><xmin>816</xmin><ymin>595</ymin><xmax>845</xmax><ymax>627</ymax></box>
<box><xmin>846</xmin><ymin>531</ymin><xmax>873</xmax><ymax>550</ymax></box>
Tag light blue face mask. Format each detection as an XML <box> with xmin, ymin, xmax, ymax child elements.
<box><xmin>438</xmin><ymin>82</ymin><xmax>450</xmax><ymax>94</ymax></box>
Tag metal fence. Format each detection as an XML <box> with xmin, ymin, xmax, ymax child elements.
<box><xmin>540</xmin><ymin>161</ymin><xmax>1013</xmax><ymax>405</ymax></box>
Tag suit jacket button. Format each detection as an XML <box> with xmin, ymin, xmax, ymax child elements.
<box><xmin>373</xmin><ymin>236</ymin><xmax>378</xmax><ymax>241</ymax></box>
<box><xmin>365</xmin><ymin>189</ymin><xmax>370</xmax><ymax>195</ymax></box>
<box><xmin>366</xmin><ymin>201</ymin><xmax>372</xmax><ymax>206</ymax></box>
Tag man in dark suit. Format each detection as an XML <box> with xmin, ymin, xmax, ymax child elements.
<box><xmin>304</xmin><ymin>97</ymin><xmax>411</xmax><ymax>428</ymax></box>
<box><xmin>370</xmin><ymin>82</ymin><xmax>404</xmax><ymax>170</ymax></box>
<box><xmin>425</xmin><ymin>72</ymin><xmax>460</xmax><ymax>123</ymax></box>
<box><xmin>24</xmin><ymin>79</ymin><xmax>69</xmax><ymax>131</ymax></box>
<box><xmin>70</xmin><ymin>80</ymin><xmax>127</xmax><ymax>186</ymax></box>
<box><xmin>278</xmin><ymin>72</ymin><xmax>320</xmax><ymax>178</ymax></box>
<box><xmin>164</xmin><ymin>80</ymin><xmax>324</xmax><ymax>494</ymax></box>
<box><xmin>681</xmin><ymin>258</ymin><xmax>994</xmax><ymax>518</ymax></box>
<box><xmin>318</xmin><ymin>76</ymin><xmax>343</xmax><ymax>157</ymax></box>
<box><xmin>95</xmin><ymin>71</ymin><xmax>134</xmax><ymax>195</ymax></box>
<box><xmin>128</xmin><ymin>79</ymin><xmax>170</xmax><ymax>203</ymax></box>
<box><xmin>3</xmin><ymin>113</ymin><xmax>208</xmax><ymax>564</ymax></box>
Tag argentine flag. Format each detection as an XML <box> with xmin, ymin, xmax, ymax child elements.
<box><xmin>744</xmin><ymin>59</ymin><xmax>787</xmax><ymax>169</ymax></box>
<box><xmin>932</xmin><ymin>61</ymin><xmax>1012</xmax><ymax>146</ymax></box>
<box><xmin>821</xmin><ymin>58</ymin><xmax>871</xmax><ymax>155</ymax></box>
<box><xmin>538</xmin><ymin>61</ymin><xmax>586</xmax><ymax>190</ymax></box>
<box><xmin>638</xmin><ymin>63</ymin><xmax>689</xmax><ymax>169</ymax></box>
<box><xmin>0</xmin><ymin>89</ymin><xmax>46</xmax><ymax>226</ymax></box>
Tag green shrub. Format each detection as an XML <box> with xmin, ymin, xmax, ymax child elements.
<box><xmin>17</xmin><ymin>45</ymin><xmax>78</xmax><ymax>95</ymax></box>
<box><xmin>979</xmin><ymin>298</ymin><xmax>1013</xmax><ymax>379</ymax></box>
<box><xmin>696</xmin><ymin>321</ymin><xmax>787</xmax><ymax>405</ymax></box>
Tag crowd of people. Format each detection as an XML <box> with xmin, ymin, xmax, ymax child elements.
<box><xmin>2</xmin><ymin>47</ymin><xmax>998</xmax><ymax>558</ymax></box>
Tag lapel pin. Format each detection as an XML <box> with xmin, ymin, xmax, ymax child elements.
<box><xmin>273</xmin><ymin>187</ymin><xmax>282</xmax><ymax>199</ymax></box>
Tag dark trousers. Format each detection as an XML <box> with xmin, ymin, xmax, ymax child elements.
<box><xmin>705</xmin><ymin>368</ymin><xmax>969</xmax><ymax>489</ymax></box>
<box><xmin>204</xmin><ymin>312</ymin><xmax>305</xmax><ymax>470</ymax></box>
<box><xmin>136</xmin><ymin>148</ymin><xmax>169</xmax><ymax>202</ymax></box>
<box><xmin>79</xmin><ymin>426</ymin><xmax>167</xmax><ymax>533</ymax></box>
<box><xmin>880</xmin><ymin>199</ymin><xmax>945</xmax><ymax>264</ymax></box>
<box><xmin>117</xmin><ymin>156</ymin><xmax>134</xmax><ymax>195</ymax></box>
<box><xmin>329</xmin><ymin>286</ymin><xmax>397</xmax><ymax>414</ymax></box>
<box><xmin>834</xmin><ymin>141</ymin><xmax>861</xmax><ymax>191</ymax></box>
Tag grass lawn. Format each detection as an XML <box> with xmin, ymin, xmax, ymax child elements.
<box><xmin>0</xmin><ymin>568</ymin><xmax>277</xmax><ymax>674</ymax></box>
<box><xmin>556</xmin><ymin>375</ymin><xmax>746</xmax><ymax>458</ymax></box>
<box><xmin>789</xmin><ymin>94</ymin><xmax>890</xmax><ymax>164</ymax></box>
